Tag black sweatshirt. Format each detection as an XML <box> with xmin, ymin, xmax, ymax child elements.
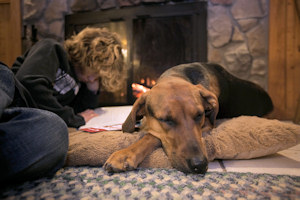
<box><xmin>11</xmin><ymin>39</ymin><xmax>100</xmax><ymax>128</ymax></box>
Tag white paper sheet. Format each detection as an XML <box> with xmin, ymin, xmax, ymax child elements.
<box><xmin>79</xmin><ymin>105</ymin><xmax>133</xmax><ymax>132</ymax></box>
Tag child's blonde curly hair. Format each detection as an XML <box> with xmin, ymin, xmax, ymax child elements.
<box><xmin>64</xmin><ymin>27</ymin><xmax>126</xmax><ymax>92</ymax></box>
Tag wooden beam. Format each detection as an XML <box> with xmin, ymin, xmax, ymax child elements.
<box><xmin>268</xmin><ymin>0</ymin><xmax>288</xmax><ymax>119</ymax></box>
<box><xmin>9</xmin><ymin>0</ymin><xmax>22</xmax><ymax>64</ymax></box>
<box><xmin>0</xmin><ymin>0</ymin><xmax>21</xmax><ymax>66</ymax></box>
<box><xmin>286</xmin><ymin>0</ymin><xmax>300</xmax><ymax>119</ymax></box>
<box><xmin>268</xmin><ymin>0</ymin><xmax>300</xmax><ymax>120</ymax></box>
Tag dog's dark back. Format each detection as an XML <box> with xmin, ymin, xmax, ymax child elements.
<box><xmin>159</xmin><ymin>62</ymin><xmax>273</xmax><ymax>119</ymax></box>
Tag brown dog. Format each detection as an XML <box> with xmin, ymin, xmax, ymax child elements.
<box><xmin>104</xmin><ymin>62</ymin><xmax>273</xmax><ymax>174</ymax></box>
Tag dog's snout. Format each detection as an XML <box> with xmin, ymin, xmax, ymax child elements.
<box><xmin>187</xmin><ymin>157</ymin><xmax>208</xmax><ymax>174</ymax></box>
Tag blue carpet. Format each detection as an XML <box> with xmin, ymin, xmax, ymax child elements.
<box><xmin>1</xmin><ymin>167</ymin><xmax>300</xmax><ymax>199</ymax></box>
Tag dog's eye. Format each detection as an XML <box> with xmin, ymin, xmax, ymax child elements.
<box><xmin>158</xmin><ymin>118</ymin><xmax>176</xmax><ymax>126</ymax></box>
<box><xmin>194</xmin><ymin>113</ymin><xmax>203</xmax><ymax>122</ymax></box>
<box><xmin>205</xmin><ymin>108</ymin><xmax>213</xmax><ymax>116</ymax></box>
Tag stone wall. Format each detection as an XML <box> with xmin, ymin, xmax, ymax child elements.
<box><xmin>208</xmin><ymin>0</ymin><xmax>269</xmax><ymax>89</ymax></box>
<box><xmin>22</xmin><ymin>0</ymin><xmax>269</xmax><ymax>89</ymax></box>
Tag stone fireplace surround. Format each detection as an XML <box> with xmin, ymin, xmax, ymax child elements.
<box><xmin>22</xmin><ymin>0</ymin><xmax>269</xmax><ymax>100</ymax></box>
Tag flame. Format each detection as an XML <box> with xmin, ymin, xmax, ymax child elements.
<box><xmin>151</xmin><ymin>80</ymin><xmax>156</xmax><ymax>86</ymax></box>
<box><xmin>132</xmin><ymin>83</ymin><xmax>150</xmax><ymax>98</ymax></box>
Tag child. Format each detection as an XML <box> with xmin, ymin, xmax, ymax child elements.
<box><xmin>0</xmin><ymin>27</ymin><xmax>126</xmax><ymax>183</ymax></box>
<box><xmin>11</xmin><ymin>27</ymin><xmax>126</xmax><ymax>128</ymax></box>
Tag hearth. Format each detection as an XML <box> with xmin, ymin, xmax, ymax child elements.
<box><xmin>65</xmin><ymin>1</ymin><xmax>207</xmax><ymax>106</ymax></box>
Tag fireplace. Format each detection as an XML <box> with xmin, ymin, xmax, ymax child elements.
<box><xmin>65</xmin><ymin>1</ymin><xmax>207</xmax><ymax>106</ymax></box>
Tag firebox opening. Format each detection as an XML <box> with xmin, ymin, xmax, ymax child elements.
<box><xmin>65</xmin><ymin>1</ymin><xmax>207</xmax><ymax>106</ymax></box>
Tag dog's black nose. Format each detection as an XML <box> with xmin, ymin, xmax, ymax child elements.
<box><xmin>187</xmin><ymin>157</ymin><xmax>208</xmax><ymax>174</ymax></box>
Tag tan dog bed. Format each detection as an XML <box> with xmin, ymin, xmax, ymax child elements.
<box><xmin>65</xmin><ymin>116</ymin><xmax>300</xmax><ymax>169</ymax></box>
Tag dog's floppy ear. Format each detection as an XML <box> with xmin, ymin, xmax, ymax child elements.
<box><xmin>122</xmin><ymin>92</ymin><xmax>149</xmax><ymax>133</ymax></box>
<box><xmin>197</xmin><ymin>85</ymin><xmax>219</xmax><ymax>127</ymax></box>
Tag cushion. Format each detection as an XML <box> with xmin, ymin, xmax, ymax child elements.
<box><xmin>65</xmin><ymin>116</ymin><xmax>300</xmax><ymax>169</ymax></box>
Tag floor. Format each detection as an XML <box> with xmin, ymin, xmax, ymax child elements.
<box><xmin>208</xmin><ymin>144</ymin><xmax>300</xmax><ymax>176</ymax></box>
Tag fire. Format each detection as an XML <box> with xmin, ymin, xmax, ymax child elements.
<box><xmin>132</xmin><ymin>83</ymin><xmax>150</xmax><ymax>98</ymax></box>
<box><xmin>132</xmin><ymin>77</ymin><xmax>156</xmax><ymax>98</ymax></box>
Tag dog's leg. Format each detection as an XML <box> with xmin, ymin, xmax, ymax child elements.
<box><xmin>104</xmin><ymin>133</ymin><xmax>161</xmax><ymax>173</ymax></box>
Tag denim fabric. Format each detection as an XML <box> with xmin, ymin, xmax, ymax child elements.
<box><xmin>0</xmin><ymin>62</ymin><xmax>14</xmax><ymax>117</ymax></box>
<box><xmin>0</xmin><ymin>63</ymin><xmax>69</xmax><ymax>183</ymax></box>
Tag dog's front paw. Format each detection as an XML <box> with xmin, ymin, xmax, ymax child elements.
<box><xmin>104</xmin><ymin>149</ymin><xmax>137</xmax><ymax>173</ymax></box>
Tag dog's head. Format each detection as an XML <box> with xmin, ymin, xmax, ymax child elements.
<box><xmin>122</xmin><ymin>77</ymin><xmax>219</xmax><ymax>174</ymax></box>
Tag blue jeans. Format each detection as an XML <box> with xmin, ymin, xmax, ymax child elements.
<box><xmin>0</xmin><ymin>63</ymin><xmax>69</xmax><ymax>183</ymax></box>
